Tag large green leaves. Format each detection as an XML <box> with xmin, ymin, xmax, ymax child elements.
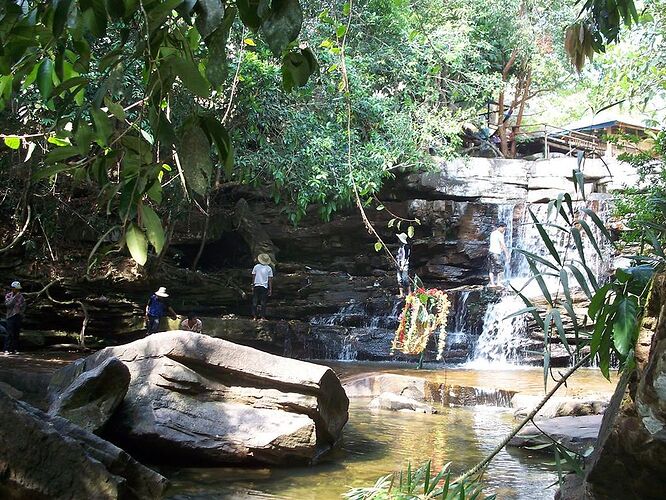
<box><xmin>179</xmin><ymin>118</ymin><xmax>213</xmax><ymax>196</ymax></box>
<box><xmin>282</xmin><ymin>47</ymin><xmax>319</xmax><ymax>92</ymax></box>
<box><xmin>259</xmin><ymin>0</ymin><xmax>303</xmax><ymax>55</ymax></box>
<box><xmin>125</xmin><ymin>222</ymin><xmax>148</xmax><ymax>266</ymax></box>
<box><xmin>613</xmin><ymin>295</ymin><xmax>639</xmax><ymax>357</ymax></box>
<box><xmin>139</xmin><ymin>204</ymin><xmax>165</xmax><ymax>254</ymax></box>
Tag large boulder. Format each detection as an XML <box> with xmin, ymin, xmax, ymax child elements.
<box><xmin>49</xmin><ymin>331</ymin><xmax>349</xmax><ymax>466</ymax></box>
<box><xmin>48</xmin><ymin>356</ymin><xmax>130</xmax><ymax>433</ymax></box>
<box><xmin>0</xmin><ymin>389</ymin><xmax>167</xmax><ymax>500</ymax></box>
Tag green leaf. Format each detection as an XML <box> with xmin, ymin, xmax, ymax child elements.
<box><xmin>91</xmin><ymin>107</ymin><xmax>113</xmax><ymax>146</ymax></box>
<box><xmin>529</xmin><ymin>207</ymin><xmax>561</xmax><ymax>265</ymax></box>
<box><xmin>571</xmin><ymin>227</ymin><xmax>587</xmax><ymax>267</ymax></box>
<box><xmin>573</xmin><ymin>169</ymin><xmax>586</xmax><ymax>200</ymax></box>
<box><xmin>527</xmin><ymin>260</ymin><xmax>553</xmax><ymax>305</ymax></box>
<box><xmin>37</xmin><ymin>58</ymin><xmax>54</xmax><ymax>100</ymax></box>
<box><xmin>125</xmin><ymin>222</ymin><xmax>148</xmax><ymax>266</ymax></box>
<box><xmin>281</xmin><ymin>48</ymin><xmax>318</xmax><ymax>91</ymax></box>
<box><xmin>580</xmin><ymin>207</ymin><xmax>613</xmax><ymax>244</ymax></box>
<box><xmin>613</xmin><ymin>295</ymin><xmax>638</xmax><ymax>357</ymax></box>
<box><xmin>139</xmin><ymin>204</ymin><xmax>165</xmax><ymax>254</ymax></box>
<box><xmin>567</xmin><ymin>264</ymin><xmax>592</xmax><ymax>300</ymax></box>
<box><xmin>588</xmin><ymin>283</ymin><xmax>611</xmax><ymax>319</ymax></box>
<box><xmin>374</xmin><ymin>241</ymin><xmax>382</xmax><ymax>252</ymax></box>
<box><xmin>200</xmin><ymin>116</ymin><xmax>233</xmax><ymax>177</ymax></box>
<box><xmin>510</xmin><ymin>284</ymin><xmax>545</xmax><ymax>331</ymax></box>
<box><xmin>259</xmin><ymin>0</ymin><xmax>303</xmax><ymax>55</ymax></box>
<box><xmin>551</xmin><ymin>309</ymin><xmax>570</xmax><ymax>354</ymax></box>
<box><xmin>178</xmin><ymin>118</ymin><xmax>212</xmax><ymax>196</ymax></box>
<box><xmin>407</xmin><ymin>225</ymin><xmax>415</xmax><ymax>238</ymax></box>
<box><xmin>170</xmin><ymin>57</ymin><xmax>210</xmax><ymax>97</ymax></box>
<box><xmin>237</xmin><ymin>0</ymin><xmax>263</xmax><ymax>30</ymax></box>
<box><xmin>3</xmin><ymin>136</ymin><xmax>20</xmax><ymax>150</ymax></box>
<box><xmin>204</xmin><ymin>6</ymin><xmax>236</xmax><ymax>87</ymax></box>
<box><xmin>32</xmin><ymin>162</ymin><xmax>80</xmax><ymax>181</ymax></box>
<box><xmin>577</xmin><ymin>219</ymin><xmax>603</xmax><ymax>258</ymax></box>
<box><xmin>104</xmin><ymin>96</ymin><xmax>126</xmax><ymax>121</ymax></box>
<box><xmin>195</xmin><ymin>0</ymin><xmax>224</xmax><ymax>38</ymax></box>
<box><xmin>53</xmin><ymin>0</ymin><xmax>74</xmax><ymax>37</ymax></box>
<box><xmin>146</xmin><ymin>180</ymin><xmax>163</xmax><ymax>204</ymax></box>
<box><xmin>514</xmin><ymin>248</ymin><xmax>559</xmax><ymax>272</ymax></box>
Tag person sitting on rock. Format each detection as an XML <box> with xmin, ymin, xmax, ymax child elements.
<box><xmin>396</xmin><ymin>233</ymin><xmax>411</xmax><ymax>298</ymax></box>
<box><xmin>180</xmin><ymin>313</ymin><xmax>203</xmax><ymax>333</ymax></box>
<box><xmin>4</xmin><ymin>281</ymin><xmax>25</xmax><ymax>355</ymax></box>
<box><xmin>145</xmin><ymin>287</ymin><xmax>177</xmax><ymax>334</ymax></box>
<box><xmin>251</xmin><ymin>253</ymin><xmax>273</xmax><ymax>321</ymax></box>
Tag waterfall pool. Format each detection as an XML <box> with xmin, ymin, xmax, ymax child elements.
<box><xmin>162</xmin><ymin>363</ymin><xmax>617</xmax><ymax>500</ymax></box>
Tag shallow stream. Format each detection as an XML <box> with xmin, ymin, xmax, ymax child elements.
<box><xmin>163</xmin><ymin>364</ymin><xmax>617</xmax><ymax>500</ymax></box>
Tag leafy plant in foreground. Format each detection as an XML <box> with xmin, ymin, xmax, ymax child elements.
<box><xmin>344</xmin><ymin>461</ymin><xmax>493</xmax><ymax>500</ymax></box>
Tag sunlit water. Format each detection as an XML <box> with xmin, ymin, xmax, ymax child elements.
<box><xmin>162</xmin><ymin>365</ymin><xmax>616</xmax><ymax>500</ymax></box>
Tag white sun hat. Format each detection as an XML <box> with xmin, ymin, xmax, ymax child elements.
<box><xmin>10</xmin><ymin>281</ymin><xmax>21</xmax><ymax>290</ymax></box>
<box><xmin>154</xmin><ymin>287</ymin><xmax>169</xmax><ymax>298</ymax></box>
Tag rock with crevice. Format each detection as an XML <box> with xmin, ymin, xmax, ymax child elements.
<box><xmin>48</xmin><ymin>356</ymin><xmax>130</xmax><ymax>433</ymax></box>
<box><xmin>0</xmin><ymin>389</ymin><xmax>167</xmax><ymax>500</ymax></box>
<box><xmin>49</xmin><ymin>331</ymin><xmax>349</xmax><ymax>466</ymax></box>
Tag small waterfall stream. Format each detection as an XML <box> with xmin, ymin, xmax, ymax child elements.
<box><xmin>469</xmin><ymin>199</ymin><xmax>613</xmax><ymax>367</ymax></box>
<box><xmin>309</xmin><ymin>300</ymin><xmax>403</xmax><ymax>361</ymax></box>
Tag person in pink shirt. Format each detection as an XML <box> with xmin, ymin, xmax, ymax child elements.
<box><xmin>4</xmin><ymin>281</ymin><xmax>26</xmax><ymax>355</ymax></box>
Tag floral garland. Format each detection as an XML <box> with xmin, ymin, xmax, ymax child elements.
<box><xmin>391</xmin><ymin>288</ymin><xmax>451</xmax><ymax>360</ymax></box>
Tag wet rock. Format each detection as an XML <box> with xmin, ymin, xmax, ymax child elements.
<box><xmin>48</xmin><ymin>357</ymin><xmax>130</xmax><ymax>433</ymax></box>
<box><xmin>343</xmin><ymin>373</ymin><xmax>429</xmax><ymax>400</ymax></box>
<box><xmin>49</xmin><ymin>331</ymin><xmax>349</xmax><ymax>466</ymax></box>
<box><xmin>511</xmin><ymin>394</ymin><xmax>608</xmax><ymax>419</ymax></box>
<box><xmin>0</xmin><ymin>389</ymin><xmax>167</xmax><ymax>499</ymax></box>
<box><xmin>369</xmin><ymin>392</ymin><xmax>438</xmax><ymax>414</ymax></box>
<box><xmin>507</xmin><ymin>415</ymin><xmax>602</xmax><ymax>454</ymax></box>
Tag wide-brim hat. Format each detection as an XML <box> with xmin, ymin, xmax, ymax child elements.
<box><xmin>10</xmin><ymin>281</ymin><xmax>21</xmax><ymax>290</ymax></box>
<box><xmin>257</xmin><ymin>253</ymin><xmax>271</xmax><ymax>265</ymax></box>
<box><xmin>155</xmin><ymin>286</ymin><xmax>169</xmax><ymax>298</ymax></box>
<box><xmin>397</xmin><ymin>233</ymin><xmax>408</xmax><ymax>245</ymax></box>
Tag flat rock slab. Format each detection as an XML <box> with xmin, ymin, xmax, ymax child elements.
<box><xmin>49</xmin><ymin>331</ymin><xmax>349</xmax><ymax>466</ymax></box>
<box><xmin>0</xmin><ymin>389</ymin><xmax>167</xmax><ymax>499</ymax></box>
<box><xmin>508</xmin><ymin>414</ymin><xmax>602</xmax><ymax>454</ymax></box>
<box><xmin>511</xmin><ymin>394</ymin><xmax>609</xmax><ymax>419</ymax></box>
<box><xmin>369</xmin><ymin>392</ymin><xmax>438</xmax><ymax>414</ymax></box>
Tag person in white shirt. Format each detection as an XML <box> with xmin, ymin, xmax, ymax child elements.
<box><xmin>252</xmin><ymin>253</ymin><xmax>274</xmax><ymax>320</ymax></box>
<box><xmin>396</xmin><ymin>232</ymin><xmax>411</xmax><ymax>297</ymax></box>
<box><xmin>488</xmin><ymin>223</ymin><xmax>510</xmax><ymax>287</ymax></box>
<box><xmin>180</xmin><ymin>314</ymin><xmax>203</xmax><ymax>333</ymax></box>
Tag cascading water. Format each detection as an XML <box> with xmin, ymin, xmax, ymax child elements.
<box><xmin>469</xmin><ymin>199</ymin><xmax>613</xmax><ymax>367</ymax></box>
<box><xmin>309</xmin><ymin>299</ymin><xmax>403</xmax><ymax>361</ymax></box>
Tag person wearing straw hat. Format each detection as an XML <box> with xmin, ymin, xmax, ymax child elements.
<box><xmin>4</xmin><ymin>281</ymin><xmax>26</xmax><ymax>355</ymax></box>
<box><xmin>251</xmin><ymin>253</ymin><xmax>273</xmax><ymax>320</ymax></box>
<box><xmin>396</xmin><ymin>233</ymin><xmax>411</xmax><ymax>298</ymax></box>
<box><xmin>145</xmin><ymin>287</ymin><xmax>177</xmax><ymax>334</ymax></box>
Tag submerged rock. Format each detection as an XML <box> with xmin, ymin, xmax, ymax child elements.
<box><xmin>507</xmin><ymin>414</ymin><xmax>602</xmax><ymax>454</ymax></box>
<box><xmin>48</xmin><ymin>356</ymin><xmax>130</xmax><ymax>433</ymax></box>
<box><xmin>49</xmin><ymin>331</ymin><xmax>349</xmax><ymax>466</ymax></box>
<box><xmin>369</xmin><ymin>392</ymin><xmax>438</xmax><ymax>414</ymax></box>
<box><xmin>511</xmin><ymin>394</ymin><xmax>609</xmax><ymax>419</ymax></box>
<box><xmin>0</xmin><ymin>389</ymin><xmax>167</xmax><ymax>499</ymax></box>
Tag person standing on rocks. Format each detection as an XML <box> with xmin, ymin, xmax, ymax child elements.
<box><xmin>488</xmin><ymin>223</ymin><xmax>511</xmax><ymax>287</ymax></box>
<box><xmin>4</xmin><ymin>281</ymin><xmax>25</xmax><ymax>355</ymax></box>
<box><xmin>252</xmin><ymin>253</ymin><xmax>273</xmax><ymax>321</ymax></box>
<box><xmin>145</xmin><ymin>287</ymin><xmax>177</xmax><ymax>334</ymax></box>
<box><xmin>396</xmin><ymin>233</ymin><xmax>411</xmax><ymax>298</ymax></box>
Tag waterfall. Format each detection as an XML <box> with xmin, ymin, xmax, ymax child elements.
<box><xmin>469</xmin><ymin>199</ymin><xmax>612</xmax><ymax>367</ymax></box>
<box><xmin>309</xmin><ymin>299</ymin><xmax>402</xmax><ymax>361</ymax></box>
